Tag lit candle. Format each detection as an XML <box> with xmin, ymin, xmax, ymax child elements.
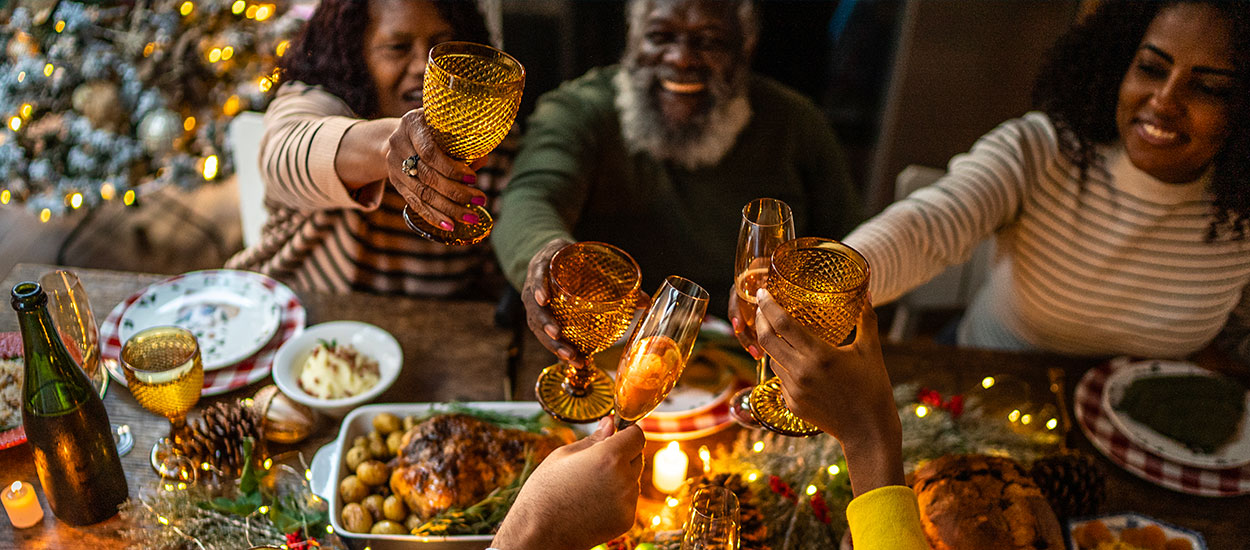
<box><xmin>2</xmin><ymin>481</ymin><xmax>44</xmax><ymax>528</ymax></box>
<box><xmin>652</xmin><ymin>441</ymin><xmax>688</xmax><ymax>494</ymax></box>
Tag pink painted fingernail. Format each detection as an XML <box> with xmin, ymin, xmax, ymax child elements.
<box><xmin>462</xmin><ymin>174</ymin><xmax>477</xmax><ymax>184</ymax></box>
<box><xmin>462</xmin><ymin>213</ymin><xmax>480</xmax><ymax>224</ymax></box>
<box><xmin>731</xmin><ymin>317</ymin><xmax>741</xmax><ymax>332</ymax></box>
<box><xmin>748</xmin><ymin>345</ymin><xmax>762</xmax><ymax>359</ymax></box>
<box><xmin>557</xmin><ymin>348</ymin><xmax>573</xmax><ymax>361</ymax></box>
<box><xmin>470</xmin><ymin>196</ymin><xmax>486</xmax><ymax>206</ymax></box>
<box><xmin>438</xmin><ymin>220</ymin><xmax>454</xmax><ymax>231</ymax></box>
<box><xmin>544</xmin><ymin>324</ymin><xmax>561</xmax><ymax>340</ymax></box>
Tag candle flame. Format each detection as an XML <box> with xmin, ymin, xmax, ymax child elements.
<box><xmin>9</xmin><ymin>481</ymin><xmax>21</xmax><ymax>493</ymax></box>
<box><xmin>698</xmin><ymin>445</ymin><xmax>711</xmax><ymax>473</ymax></box>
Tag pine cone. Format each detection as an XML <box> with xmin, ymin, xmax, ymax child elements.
<box><xmin>1029</xmin><ymin>450</ymin><xmax>1105</xmax><ymax>520</ymax></box>
<box><xmin>174</xmin><ymin>400</ymin><xmax>264</xmax><ymax>478</ymax></box>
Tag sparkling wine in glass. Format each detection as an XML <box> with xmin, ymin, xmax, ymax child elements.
<box><xmin>754</xmin><ymin>237</ymin><xmax>869</xmax><ymax>436</ymax></box>
<box><xmin>536</xmin><ymin>242</ymin><xmax>640</xmax><ymax>423</ymax></box>
<box><xmin>39</xmin><ymin>269</ymin><xmax>133</xmax><ymax>455</ymax></box>
<box><xmin>403</xmin><ymin>41</ymin><xmax>525</xmax><ymax>246</ymax></box>
<box><xmin>681</xmin><ymin>486</ymin><xmax>741</xmax><ymax>550</ymax></box>
<box><xmin>121</xmin><ymin>326</ymin><xmax>204</xmax><ymax>477</ymax></box>
<box><xmin>613</xmin><ymin>276</ymin><xmax>709</xmax><ymax>430</ymax></box>
<box><xmin>728</xmin><ymin>198</ymin><xmax>794</xmax><ymax>429</ymax></box>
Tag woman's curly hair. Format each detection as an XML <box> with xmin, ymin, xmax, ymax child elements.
<box><xmin>276</xmin><ymin>0</ymin><xmax>491</xmax><ymax>118</ymax></box>
<box><xmin>1032</xmin><ymin>0</ymin><xmax>1250</xmax><ymax>241</ymax></box>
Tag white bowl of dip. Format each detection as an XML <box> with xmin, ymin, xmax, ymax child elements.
<box><xmin>273</xmin><ymin>321</ymin><xmax>402</xmax><ymax>418</ymax></box>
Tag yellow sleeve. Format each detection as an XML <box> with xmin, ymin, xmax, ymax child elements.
<box><xmin>844</xmin><ymin>485</ymin><xmax>930</xmax><ymax>550</ymax></box>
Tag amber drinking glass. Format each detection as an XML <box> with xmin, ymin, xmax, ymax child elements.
<box><xmin>727</xmin><ymin>199</ymin><xmax>794</xmax><ymax>429</ymax></box>
<box><xmin>403</xmin><ymin>41</ymin><xmax>525</xmax><ymax>246</ymax></box>
<box><xmin>121</xmin><ymin>326</ymin><xmax>204</xmax><ymax>477</ymax></box>
<box><xmin>681</xmin><ymin>486</ymin><xmax>741</xmax><ymax>550</ymax></box>
<box><xmin>536</xmin><ymin>242</ymin><xmax>641</xmax><ymax>423</ymax></box>
<box><xmin>753</xmin><ymin>237</ymin><xmax>869</xmax><ymax>436</ymax></box>
<box><xmin>614</xmin><ymin>276</ymin><xmax>709</xmax><ymax>430</ymax></box>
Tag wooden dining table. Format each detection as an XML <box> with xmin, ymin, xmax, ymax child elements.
<box><xmin>0</xmin><ymin>263</ymin><xmax>1246</xmax><ymax>549</ymax></box>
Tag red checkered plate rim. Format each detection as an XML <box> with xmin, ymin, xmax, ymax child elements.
<box><xmin>100</xmin><ymin>270</ymin><xmax>305</xmax><ymax>397</ymax></box>
<box><xmin>1075</xmin><ymin>357</ymin><xmax>1250</xmax><ymax>497</ymax></box>
<box><xmin>638</xmin><ymin>380</ymin><xmax>744</xmax><ymax>441</ymax></box>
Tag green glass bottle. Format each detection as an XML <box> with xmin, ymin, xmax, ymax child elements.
<box><xmin>11</xmin><ymin>282</ymin><xmax>128</xmax><ymax>525</ymax></box>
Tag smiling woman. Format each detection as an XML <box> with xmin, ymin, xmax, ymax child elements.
<box><xmin>834</xmin><ymin>0</ymin><xmax>1250</xmax><ymax>363</ymax></box>
<box><xmin>225</xmin><ymin>0</ymin><xmax>518</xmax><ymax>298</ymax></box>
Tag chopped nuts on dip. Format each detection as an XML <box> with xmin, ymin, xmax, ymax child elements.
<box><xmin>298</xmin><ymin>340</ymin><xmax>380</xmax><ymax>399</ymax></box>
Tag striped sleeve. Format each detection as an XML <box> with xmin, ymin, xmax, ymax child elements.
<box><xmin>259</xmin><ymin>82</ymin><xmax>381</xmax><ymax>212</ymax></box>
<box><xmin>844</xmin><ymin>114</ymin><xmax>1050</xmax><ymax>304</ymax></box>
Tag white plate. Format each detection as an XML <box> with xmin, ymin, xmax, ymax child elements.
<box><xmin>1068</xmin><ymin>513</ymin><xmax>1206</xmax><ymax>550</ymax></box>
<box><xmin>1101</xmin><ymin>360</ymin><xmax>1250</xmax><ymax>469</ymax></box>
<box><xmin>119</xmin><ymin>270</ymin><xmax>283</xmax><ymax>371</ymax></box>
<box><xmin>311</xmin><ymin>402</ymin><xmax>589</xmax><ymax>550</ymax></box>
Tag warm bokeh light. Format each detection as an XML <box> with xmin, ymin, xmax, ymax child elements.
<box><xmin>0</xmin><ymin>190</ymin><xmax>10</xmax><ymax>204</ymax></box>
<box><xmin>651</xmin><ymin>515</ymin><xmax>661</xmax><ymax>527</ymax></box>
<box><xmin>100</xmin><ymin>182</ymin><xmax>116</xmax><ymax>200</ymax></box>
<box><xmin>805</xmin><ymin>484</ymin><xmax>817</xmax><ymax>496</ymax></box>
<box><xmin>276</xmin><ymin>40</ymin><xmax>290</xmax><ymax>57</ymax></box>
<box><xmin>180</xmin><ymin>1</ymin><xmax>194</xmax><ymax>16</ymax></box>
<box><xmin>184</xmin><ymin>116</ymin><xmax>196</xmax><ymax>132</ymax></box>
<box><xmin>8</xmin><ymin>117</ymin><xmax>21</xmax><ymax>131</ymax></box>
<box><xmin>69</xmin><ymin>192</ymin><xmax>83</xmax><ymax>209</ymax></box>
<box><xmin>17</xmin><ymin>71</ymin><xmax>26</xmax><ymax>83</ymax></box>
<box><xmin>698</xmin><ymin>445</ymin><xmax>711</xmax><ymax>473</ymax></box>
<box><xmin>747</xmin><ymin>471</ymin><xmax>759</xmax><ymax>482</ymax></box>
<box><xmin>1008</xmin><ymin>409</ymin><xmax>1021</xmax><ymax>423</ymax></box>
<box><xmin>981</xmin><ymin>376</ymin><xmax>996</xmax><ymax>389</ymax></box>
<box><xmin>43</xmin><ymin>63</ymin><xmax>54</xmax><ymax>77</ymax></box>
<box><xmin>1046</xmin><ymin>418</ymin><xmax>1059</xmax><ymax>430</ymax></box>
<box><xmin>55</xmin><ymin>20</ymin><xmax>66</xmax><ymax>33</ymax></box>
<box><xmin>144</xmin><ymin>42</ymin><xmax>156</xmax><ymax>57</ymax></box>
<box><xmin>915</xmin><ymin>405</ymin><xmax>929</xmax><ymax>418</ymax></box>
<box><xmin>232</xmin><ymin>0</ymin><xmax>245</xmax><ymax>14</ymax></box>
<box><xmin>221</xmin><ymin>46</ymin><xmax>234</xmax><ymax>61</ymax></box>
<box><xmin>827</xmin><ymin>464</ymin><xmax>840</xmax><ymax>476</ymax></box>
<box><xmin>245</xmin><ymin>4</ymin><xmax>258</xmax><ymax>18</ymax></box>
<box><xmin>666</xmin><ymin>496</ymin><xmax>679</xmax><ymax>507</ymax></box>
<box><xmin>202</xmin><ymin>155</ymin><xmax>219</xmax><ymax>180</ymax></box>
<box><xmin>39</xmin><ymin>209</ymin><xmax>51</xmax><ymax>223</ymax></box>
<box><xmin>123</xmin><ymin>189</ymin><xmax>136</xmax><ymax>205</ymax></box>
<box><xmin>1020</xmin><ymin>414</ymin><xmax>1032</xmax><ymax>425</ymax></box>
<box><xmin>223</xmin><ymin>95</ymin><xmax>241</xmax><ymax>116</ymax></box>
<box><xmin>20</xmin><ymin>104</ymin><xmax>32</xmax><ymax>119</ymax></box>
<box><xmin>255</xmin><ymin>4</ymin><xmax>273</xmax><ymax>20</ymax></box>
<box><xmin>258</xmin><ymin>76</ymin><xmax>273</xmax><ymax>93</ymax></box>
<box><xmin>208</xmin><ymin>48</ymin><xmax>222</xmax><ymax>63</ymax></box>
<box><xmin>752</xmin><ymin>441</ymin><xmax>764</xmax><ymax>453</ymax></box>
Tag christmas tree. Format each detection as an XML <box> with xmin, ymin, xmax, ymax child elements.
<box><xmin>0</xmin><ymin>0</ymin><xmax>300</xmax><ymax>220</ymax></box>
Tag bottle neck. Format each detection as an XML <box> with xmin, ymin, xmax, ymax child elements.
<box><xmin>12</xmin><ymin>282</ymin><xmax>92</xmax><ymax>414</ymax></box>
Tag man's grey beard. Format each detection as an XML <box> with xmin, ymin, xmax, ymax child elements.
<box><xmin>613</xmin><ymin>67</ymin><xmax>752</xmax><ymax>171</ymax></box>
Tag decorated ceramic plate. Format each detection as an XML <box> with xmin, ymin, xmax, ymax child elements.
<box><xmin>118</xmin><ymin>270</ymin><xmax>283</xmax><ymax>371</ymax></box>
<box><xmin>1101</xmin><ymin>360</ymin><xmax>1250</xmax><ymax>469</ymax></box>
<box><xmin>0</xmin><ymin>332</ymin><xmax>26</xmax><ymax>449</ymax></box>
<box><xmin>1068</xmin><ymin>512</ymin><xmax>1206</xmax><ymax>550</ymax></box>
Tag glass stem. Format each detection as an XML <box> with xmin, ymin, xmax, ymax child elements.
<box><xmin>562</xmin><ymin>358</ymin><xmax>595</xmax><ymax>397</ymax></box>
<box><xmin>756</xmin><ymin>356</ymin><xmax>770</xmax><ymax>385</ymax></box>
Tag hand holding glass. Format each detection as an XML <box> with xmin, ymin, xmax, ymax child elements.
<box><xmin>614</xmin><ymin>276</ymin><xmax>709</xmax><ymax>430</ymax></box>
<box><xmin>121</xmin><ymin>326</ymin><xmax>203</xmax><ymax>477</ymax></box>
<box><xmin>753</xmin><ymin>237</ymin><xmax>869</xmax><ymax>436</ymax></box>
<box><xmin>535</xmin><ymin>242</ymin><xmax>641</xmax><ymax>423</ymax></box>
<box><xmin>403</xmin><ymin>41</ymin><xmax>524</xmax><ymax>246</ymax></box>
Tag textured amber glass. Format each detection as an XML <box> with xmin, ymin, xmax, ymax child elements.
<box><xmin>121</xmin><ymin>326</ymin><xmax>203</xmax><ymax>421</ymax></box>
<box><xmin>536</xmin><ymin>242</ymin><xmax>641</xmax><ymax>423</ymax></box>
<box><xmin>423</xmin><ymin>42</ymin><xmax>525</xmax><ymax>162</ymax></box>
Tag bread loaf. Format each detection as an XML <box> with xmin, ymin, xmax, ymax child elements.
<box><xmin>912</xmin><ymin>454</ymin><xmax>1065</xmax><ymax>550</ymax></box>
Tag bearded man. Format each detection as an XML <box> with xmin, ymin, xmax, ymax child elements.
<box><xmin>493</xmin><ymin>0</ymin><xmax>863</xmax><ymax>365</ymax></box>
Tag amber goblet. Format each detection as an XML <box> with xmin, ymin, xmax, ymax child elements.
<box><xmin>403</xmin><ymin>41</ymin><xmax>525</xmax><ymax>246</ymax></box>
<box><xmin>536</xmin><ymin>242</ymin><xmax>641</xmax><ymax>423</ymax></box>
<box><xmin>752</xmin><ymin>237</ymin><xmax>869</xmax><ymax>436</ymax></box>
<box><xmin>121</xmin><ymin>326</ymin><xmax>204</xmax><ymax>477</ymax></box>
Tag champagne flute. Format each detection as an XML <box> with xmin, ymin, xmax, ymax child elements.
<box><xmin>39</xmin><ymin>269</ymin><xmax>134</xmax><ymax>455</ymax></box>
<box><xmin>681</xmin><ymin>486</ymin><xmax>741</xmax><ymax>550</ymax></box>
<box><xmin>754</xmin><ymin>237</ymin><xmax>869</xmax><ymax>436</ymax></box>
<box><xmin>535</xmin><ymin>242</ymin><xmax>641</xmax><ymax>423</ymax></box>
<box><xmin>121</xmin><ymin>326</ymin><xmax>204</xmax><ymax>477</ymax></box>
<box><xmin>403</xmin><ymin>41</ymin><xmax>525</xmax><ymax>246</ymax></box>
<box><xmin>728</xmin><ymin>198</ymin><xmax>794</xmax><ymax>429</ymax></box>
<box><xmin>613</xmin><ymin>276</ymin><xmax>709</xmax><ymax>430</ymax></box>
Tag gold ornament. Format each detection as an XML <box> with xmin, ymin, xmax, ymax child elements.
<box><xmin>251</xmin><ymin>385</ymin><xmax>320</xmax><ymax>444</ymax></box>
<box><xmin>71</xmin><ymin>80</ymin><xmax>128</xmax><ymax>133</ymax></box>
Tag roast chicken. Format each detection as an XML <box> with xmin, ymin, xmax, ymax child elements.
<box><xmin>389</xmin><ymin>414</ymin><xmax>569</xmax><ymax>519</ymax></box>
